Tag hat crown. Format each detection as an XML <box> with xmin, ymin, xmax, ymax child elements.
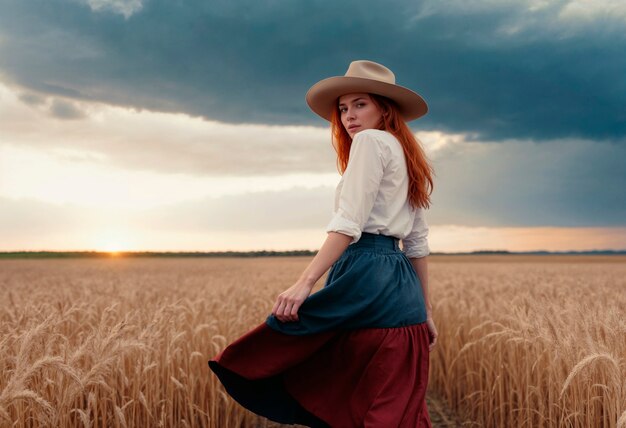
<box><xmin>345</xmin><ymin>60</ymin><xmax>396</xmax><ymax>85</ymax></box>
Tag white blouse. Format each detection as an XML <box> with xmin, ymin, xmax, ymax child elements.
<box><xmin>325</xmin><ymin>129</ymin><xmax>430</xmax><ymax>258</ymax></box>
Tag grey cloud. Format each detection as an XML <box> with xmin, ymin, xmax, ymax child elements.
<box><xmin>49</xmin><ymin>98</ymin><xmax>86</xmax><ymax>119</ymax></box>
<box><xmin>109</xmin><ymin>130</ymin><xmax>337</xmax><ymax>176</ymax></box>
<box><xmin>0</xmin><ymin>0</ymin><xmax>624</xmax><ymax>142</ymax></box>
<box><xmin>82</xmin><ymin>0</ymin><xmax>145</xmax><ymax>19</ymax></box>
<box><xmin>429</xmin><ymin>138</ymin><xmax>626</xmax><ymax>227</ymax></box>
<box><xmin>106</xmin><ymin>139</ymin><xmax>336</xmax><ymax>177</ymax></box>
<box><xmin>18</xmin><ymin>92</ymin><xmax>46</xmax><ymax>106</ymax></box>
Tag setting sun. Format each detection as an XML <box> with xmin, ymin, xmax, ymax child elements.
<box><xmin>93</xmin><ymin>230</ymin><xmax>134</xmax><ymax>254</ymax></box>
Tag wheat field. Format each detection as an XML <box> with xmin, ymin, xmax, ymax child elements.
<box><xmin>0</xmin><ymin>255</ymin><xmax>624</xmax><ymax>427</ymax></box>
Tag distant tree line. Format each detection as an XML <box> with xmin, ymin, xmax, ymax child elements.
<box><xmin>0</xmin><ymin>249</ymin><xmax>624</xmax><ymax>259</ymax></box>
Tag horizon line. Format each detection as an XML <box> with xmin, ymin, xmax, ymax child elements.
<box><xmin>1</xmin><ymin>249</ymin><xmax>625</xmax><ymax>259</ymax></box>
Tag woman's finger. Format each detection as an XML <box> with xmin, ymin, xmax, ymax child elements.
<box><xmin>282</xmin><ymin>301</ymin><xmax>294</xmax><ymax>321</ymax></box>
<box><xmin>281</xmin><ymin>300</ymin><xmax>294</xmax><ymax>322</ymax></box>
<box><xmin>290</xmin><ymin>302</ymin><xmax>300</xmax><ymax>321</ymax></box>
<box><xmin>275</xmin><ymin>300</ymin><xmax>286</xmax><ymax>320</ymax></box>
<box><xmin>271</xmin><ymin>298</ymin><xmax>281</xmax><ymax>316</ymax></box>
<box><xmin>272</xmin><ymin>294</ymin><xmax>285</xmax><ymax>315</ymax></box>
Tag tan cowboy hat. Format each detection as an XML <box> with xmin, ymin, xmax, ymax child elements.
<box><xmin>305</xmin><ymin>60</ymin><xmax>428</xmax><ymax>122</ymax></box>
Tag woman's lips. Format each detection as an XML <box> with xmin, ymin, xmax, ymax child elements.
<box><xmin>348</xmin><ymin>125</ymin><xmax>360</xmax><ymax>131</ymax></box>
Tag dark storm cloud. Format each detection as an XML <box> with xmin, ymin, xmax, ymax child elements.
<box><xmin>0</xmin><ymin>0</ymin><xmax>624</xmax><ymax>142</ymax></box>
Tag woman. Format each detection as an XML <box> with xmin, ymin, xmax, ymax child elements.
<box><xmin>209</xmin><ymin>60</ymin><xmax>438</xmax><ymax>428</ymax></box>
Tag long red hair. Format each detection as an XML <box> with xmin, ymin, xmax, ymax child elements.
<box><xmin>330</xmin><ymin>93</ymin><xmax>434</xmax><ymax>210</ymax></box>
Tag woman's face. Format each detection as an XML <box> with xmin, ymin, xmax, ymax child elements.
<box><xmin>338</xmin><ymin>93</ymin><xmax>384</xmax><ymax>138</ymax></box>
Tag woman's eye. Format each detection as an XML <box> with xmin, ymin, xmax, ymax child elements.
<box><xmin>356</xmin><ymin>103</ymin><xmax>365</xmax><ymax>108</ymax></box>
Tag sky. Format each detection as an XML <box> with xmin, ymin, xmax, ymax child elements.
<box><xmin>0</xmin><ymin>0</ymin><xmax>625</xmax><ymax>253</ymax></box>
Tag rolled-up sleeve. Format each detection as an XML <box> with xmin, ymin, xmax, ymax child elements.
<box><xmin>325</xmin><ymin>131</ymin><xmax>387</xmax><ymax>244</ymax></box>
<box><xmin>402</xmin><ymin>207</ymin><xmax>430</xmax><ymax>258</ymax></box>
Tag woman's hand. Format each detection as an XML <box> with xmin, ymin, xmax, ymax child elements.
<box><xmin>271</xmin><ymin>232</ymin><xmax>352</xmax><ymax>323</ymax></box>
<box><xmin>271</xmin><ymin>280</ymin><xmax>315</xmax><ymax>322</ymax></box>
<box><xmin>426</xmin><ymin>317</ymin><xmax>438</xmax><ymax>352</ymax></box>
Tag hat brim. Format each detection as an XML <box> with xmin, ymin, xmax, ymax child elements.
<box><xmin>305</xmin><ymin>76</ymin><xmax>428</xmax><ymax>122</ymax></box>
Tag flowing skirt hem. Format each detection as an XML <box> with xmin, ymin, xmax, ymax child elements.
<box><xmin>208</xmin><ymin>321</ymin><xmax>432</xmax><ymax>427</ymax></box>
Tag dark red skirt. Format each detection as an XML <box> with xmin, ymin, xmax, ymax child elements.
<box><xmin>209</xmin><ymin>320</ymin><xmax>432</xmax><ymax>427</ymax></box>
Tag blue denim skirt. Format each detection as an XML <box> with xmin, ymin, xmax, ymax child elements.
<box><xmin>265</xmin><ymin>232</ymin><xmax>428</xmax><ymax>335</ymax></box>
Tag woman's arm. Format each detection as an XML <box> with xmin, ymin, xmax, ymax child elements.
<box><xmin>272</xmin><ymin>231</ymin><xmax>352</xmax><ymax>322</ymax></box>
<box><xmin>409</xmin><ymin>255</ymin><xmax>438</xmax><ymax>351</ymax></box>
<box><xmin>272</xmin><ymin>132</ymin><xmax>386</xmax><ymax>322</ymax></box>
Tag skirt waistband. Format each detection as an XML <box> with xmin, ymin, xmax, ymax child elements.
<box><xmin>344</xmin><ymin>232</ymin><xmax>401</xmax><ymax>253</ymax></box>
